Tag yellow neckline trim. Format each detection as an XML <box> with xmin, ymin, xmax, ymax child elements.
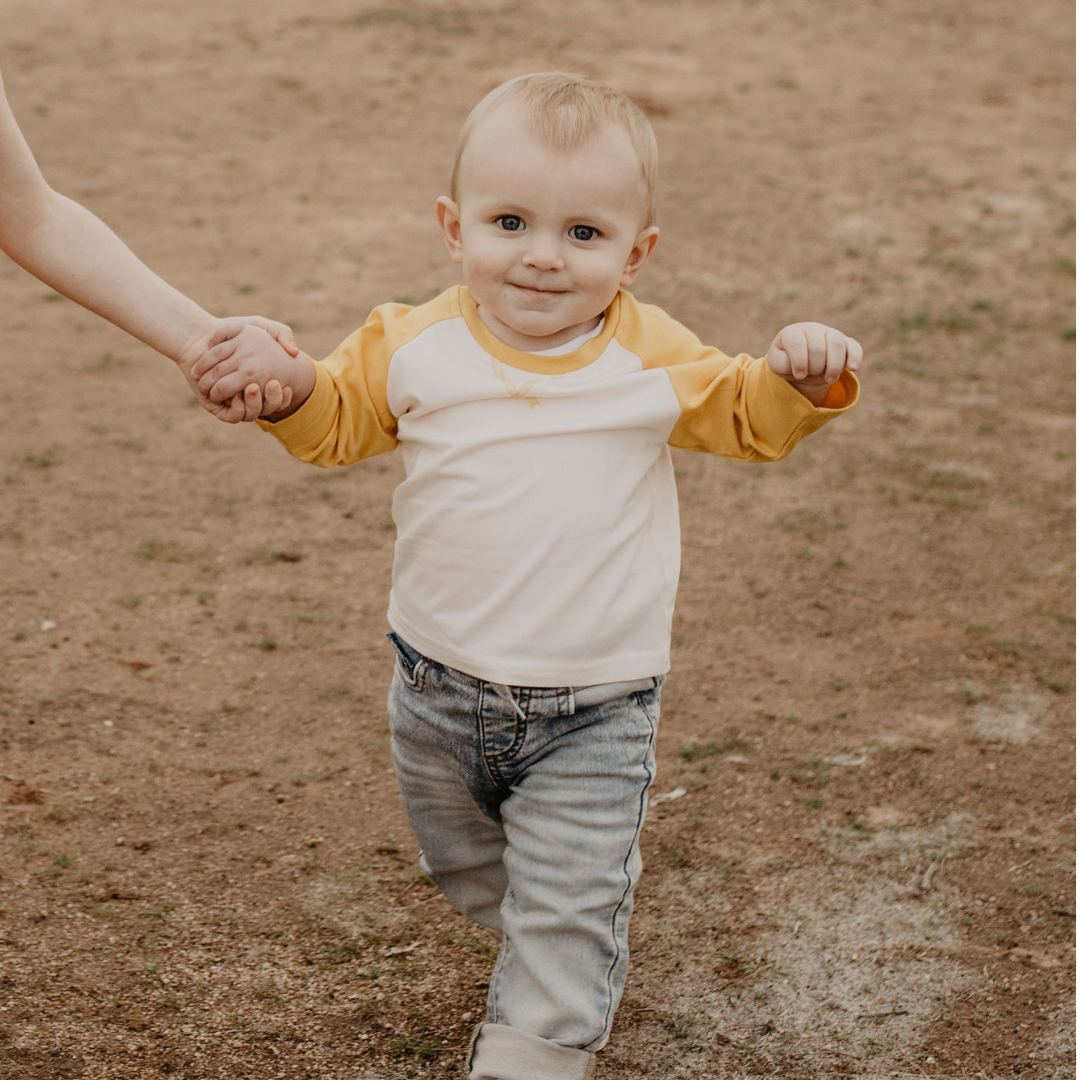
<box><xmin>457</xmin><ymin>287</ymin><xmax>621</xmax><ymax>374</ymax></box>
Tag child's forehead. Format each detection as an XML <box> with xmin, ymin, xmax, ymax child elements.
<box><xmin>470</xmin><ymin>97</ymin><xmax>625</xmax><ymax>145</ymax></box>
<box><xmin>461</xmin><ymin>101</ymin><xmax>640</xmax><ymax>179</ymax></box>
<box><xmin>458</xmin><ymin>126</ymin><xmax>647</xmax><ymax>224</ymax></box>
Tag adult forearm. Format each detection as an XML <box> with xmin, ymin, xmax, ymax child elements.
<box><xmin>6</xmin><ymin>187</ymin><xmax>216</xmax><ymax>365</ymax></box>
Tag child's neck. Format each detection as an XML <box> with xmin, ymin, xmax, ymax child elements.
<box><xmin>476</xmin><ymin>305</ymin><xmax>603</xmax><ymax>352</ymax></box>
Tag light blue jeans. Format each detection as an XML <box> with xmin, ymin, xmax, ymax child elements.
<box><xmin>386</xmin><ymin>633</ymin><xmax>662</xmax><ymax>1078</ymax></box>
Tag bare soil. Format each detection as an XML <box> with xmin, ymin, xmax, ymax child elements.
<box><xmin>0</xmin><ymin>1</ymin><xmax>1074</xmax><ymax>1078</ymax></box>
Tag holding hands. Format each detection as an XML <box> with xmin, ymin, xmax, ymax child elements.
<box><xmin>767</xmin><ymin>322</ymin><xmax>862</xmax><ymax>407</ymax></box>
<box><xmin>183</xmin><ymin>318</ymin><xmax>313</xmax><ymax>423</ymax></box>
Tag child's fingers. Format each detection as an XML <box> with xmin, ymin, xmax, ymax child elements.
<box><xmin>845</xmin><ymin>336</ymin><xmax>863</xmax><ymax>371</ymax></box>
<box><xmin>803</xmin><ymin>324</ymin><xmax>829</xmax><ymax>379</ymax></box>
<box><xmin>228</xmin><ymin>316</ymin><xmax>300</xmax><ymax>357</ymax></box>
<box><xmin>765</xmin><ymin>340</ymin><xmax>786</xmax><ymax>377</ymax></box>
<box><xmin>261</xmin><ymin>380</ymin><xmax>295</xmax><ymax>417</ymax></box>
<box><xmin>768</xmin><ymin>323</ymin><xmax>862</xmax><ymax>393</ymax></box>
<box><xmin>241</xmin><ymin>384</ymin><xmax>264</xmax><ymax>422</ymax></box>
<box><xmin>781</xmin><ymin>330</ymin><xmax>810</xmax><ymax>381</ymax></box>
<box><xmin>193</xmin><ymin>339</ymin><xmax>239</xmax><ymax>379</ymax></box>
<box><xmin>824</xmin><ymin>328</ymin><xmax>849</xmax><ymax>384</ymax></box>
<box><xmin>263</xmin><ymin>379</ymin><xmax>284</xmax><ymax>414</ymax></box>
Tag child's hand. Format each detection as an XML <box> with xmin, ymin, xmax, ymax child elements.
<box><xmin>218</xmin><ymin>314</ymin><xmax>300</xmax><ymax>360</ymax></box>
<box><xmin>766</xmin><ymin>323</ymin><xmax>862</xmax><ymax>406</ymax></box>
<box><xmin>184</xmin><ymin>375</ymin><xmax>291</xmax><ymax>424</ymax></box>
<box><xmin>235</xmin><ymin>379</ymin><xmax>292</xmax><ymax>422</ymax></box>
<box><xmin>174</xmin><ymin>316</ymin><xmax>301</xmax><ymax>423</ymax></box>
<box><xmin>194</xmin><ymin>323</ymin><xmax>316</xmax><ymax>423</ymax></box>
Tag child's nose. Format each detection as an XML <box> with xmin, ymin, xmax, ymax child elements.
<box><xmin>522</xmin><ymin>236</ymin><xmax>564</xmax><ymax>271</ymax></box>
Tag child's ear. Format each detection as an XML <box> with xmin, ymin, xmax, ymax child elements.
<box><xmin>436</xmin><ymin>196</ymin><xmax>464</xmax><ymax>264</ymax></box>
<box><xmin>620</xmin><ymin>226</ymin><xmax>660</xmax><ymax>286</ymax></box>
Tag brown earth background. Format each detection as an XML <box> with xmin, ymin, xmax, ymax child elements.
<box><xmin>0</xmin><ymin>1</ymin><xmax>1075</xmax><ymax>1077</ymax></box>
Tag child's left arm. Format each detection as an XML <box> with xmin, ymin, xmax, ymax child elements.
<box><xmin>766</xmin><ymin>322</ymin><xmax>863</xmax><ymax>408</ymax></box>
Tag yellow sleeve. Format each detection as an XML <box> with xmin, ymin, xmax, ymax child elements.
<box><xmin>256</xmin><ymin>304</ymin><xmax>403</xmax><ymax>467</ymax></box>
<box><xmin>666</xmin><ymin>355</ymin><xmax>859</xmax><ymax>461</ymax></box>
<box><xmin>615</xmin><ymin>294</ymin><xmax>859</xmax><ymax>461</ymax></box>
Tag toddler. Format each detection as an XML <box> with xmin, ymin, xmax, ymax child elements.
<box><xmin>194</xmin><ymin>72</ymin><xmax>861</xmax><ymax>1080</ymax></box>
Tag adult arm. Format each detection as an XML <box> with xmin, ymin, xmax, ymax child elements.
<box><xmin>0</xmin><ymin>67</ymin><xmax>296</xmax><ymax>419</ymax></box>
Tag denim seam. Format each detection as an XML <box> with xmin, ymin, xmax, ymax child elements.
<box><xmin>593</xmin><ymin>687</ymin><xmax>658</xmax><ymax>1050</ymax></box>
<box><xmin>488</xmin><ymin>912</ymin><xmax>511</xmax><ymax>1028</ymax></box>
<box><xmin>476</xmin><ymin>685</ymin><xmax>527</xmax><ymax>787</ymax></box>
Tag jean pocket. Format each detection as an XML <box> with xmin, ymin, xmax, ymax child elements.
<box><xmin>387</xmin><ymin>632</ymin><xmax>428</xmax><ymax>691</ymax></box>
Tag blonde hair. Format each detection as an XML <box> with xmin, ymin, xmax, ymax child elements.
<box><xmin>450</xmin><ymin>71</ymin><xmax>660</xmax><ymax>225</ymax></box>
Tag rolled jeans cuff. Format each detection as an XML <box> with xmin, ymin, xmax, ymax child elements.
<box><xmin>467</xmin><ymin>1023</ymin><xmax>594</xmax><ymax>1080</ymax></box>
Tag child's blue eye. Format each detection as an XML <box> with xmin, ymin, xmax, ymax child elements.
<box><xmin>570</xmin><ymin>225</ymin><xmax>599</xmax><ymax>242</ymax></box>
<box><xmin>496</xmin><ymin>215</ymin><xmax>525</xmax><ymax>232</ymax></box>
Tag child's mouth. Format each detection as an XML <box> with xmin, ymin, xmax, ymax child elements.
<box><xmin>512</xmin><ymin>283</ymin><xmax>565</xmax><ymax>300</ymax></box>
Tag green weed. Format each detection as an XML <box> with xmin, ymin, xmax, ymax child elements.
<box><xmin>664</xmin><ymin>1012</ymin><xmax>696</xmax><ymax>1040</ymax></box>
<box><xmin>84</xmin><ymin>351</ymin><xmax>129</xmax><ymax>373</ymax></box>
<box><xmin>23</xmin><ymin>451</ymin><xmax>58</xmax><ymax>469</ymax></box>
<box><xmin>386</xmin><ymin>1034</ymin><xmax>441</xmax><ymax>1061</ymax></box>
<box><xmin>679</xmin><ymin>736</ymin><xmax>754</xmax><ymax>761</ymax></box>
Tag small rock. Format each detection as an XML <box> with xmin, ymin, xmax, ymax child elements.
<box><xmin>654</xmin><ymin>787</ymin><xmax>687</xmax><ymax>803</ymax></box>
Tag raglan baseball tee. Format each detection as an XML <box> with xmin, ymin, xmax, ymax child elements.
<box><xmin>258</xmin><ymin>286</ymin><xmax>858</xmax><ymax>686</ymax></box>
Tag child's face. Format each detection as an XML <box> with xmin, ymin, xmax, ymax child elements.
<box><xmin>437</xmin><ymin>103</ymin><xmax>659</xmax><ymax>351</ymax></box>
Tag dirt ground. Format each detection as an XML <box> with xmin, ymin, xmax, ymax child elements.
<box><xmin>0</xmin><ymin>1</ymin><xmax>1074</xmax><ymax>1077</ymax></box>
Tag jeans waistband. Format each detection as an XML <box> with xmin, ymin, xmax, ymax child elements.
<box><xmin>387</xmin><ymin>632</ymin><xmax>662</xmax><ymax>720</ymax></box>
